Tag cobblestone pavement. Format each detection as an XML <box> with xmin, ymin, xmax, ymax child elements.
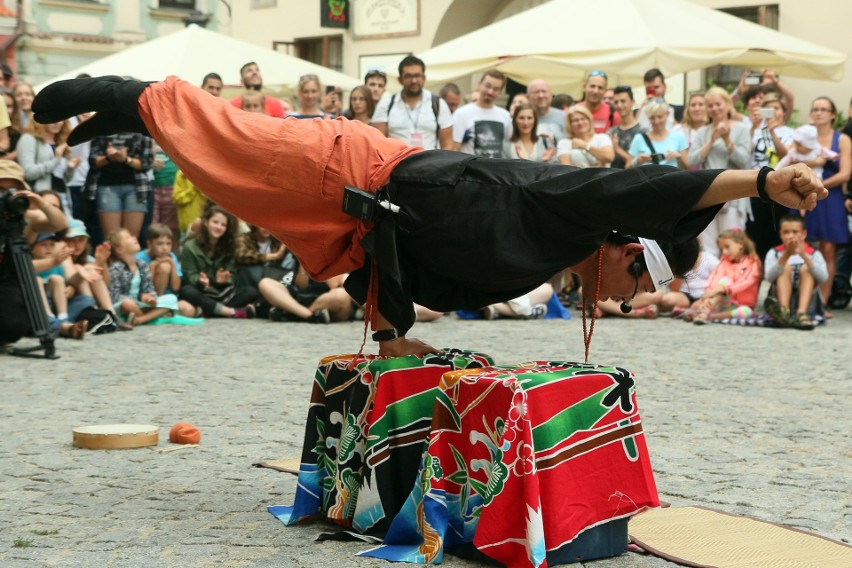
<box><xmin>2</xmin><ymin>307</ymin><xmax>850</xmax><ymax>567</ymax></box>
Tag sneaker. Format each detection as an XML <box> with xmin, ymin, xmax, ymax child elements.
<box><xmin>307</xmin><ymin>308</ymin><xmax>330</xmax><ymax>324</ymax></box>
<box><xmin>232</xmin><ymin>304</ymin><xmax>257</xmax><ymax>319</ymax></box>
<box><xmin>481</xmin><ymin>305</ymin><xmax>498</xmax><ymax>320</ymax></box>
<box><xmin>268</xmin><ymin>307</ymin><xmax>287</xmax><ymax>322</ymax></box>
<box><xmin>524</xmin><ymin>304</ymin><xmax>548</xmax><ymax>320</ymax></box>
<box><xmin>763</xmin><ymin>297</ymin><xmax>791</xmax><ymax>328</ymax></box>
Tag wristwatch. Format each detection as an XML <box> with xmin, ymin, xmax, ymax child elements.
<box><xmin>371</xmin><ymin>328</ymin><xmax>400</xmax><ymax>342</ymax></box>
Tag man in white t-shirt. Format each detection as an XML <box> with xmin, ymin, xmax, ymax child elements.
<box><xmin>452</xmin><ymin>69</ymin><xmax>512</xmax><ymax>157</ymax></box>
<box><xmin>373</xmin><ymin>56</ymin><xmax>453</xmax><ymax>150</ymax></box>
<box><xmin>527</xmin><ymin>78</ymin><xmax>566</xmax><ymax>141</ymax></box>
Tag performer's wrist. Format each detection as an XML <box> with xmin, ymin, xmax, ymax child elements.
<box><xmin>756</xmin><ymin>166</ymin><xmax>773</xmax><ymax>203</ymax></box>
<box><xmin>372</xmin><ymin>328</ymin><xmax>400</xmax><ymax>342</ymax></box>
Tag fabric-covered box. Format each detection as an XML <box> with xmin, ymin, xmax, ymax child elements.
<box><xmin>269</xmin><ymin>349</ymin><xmax>493</xmax><ymax>534</ymax></box>
<box><xmin>363</xmin><ymin>361</ymin><xmax>659</xmax><ymax>567</ymax></box>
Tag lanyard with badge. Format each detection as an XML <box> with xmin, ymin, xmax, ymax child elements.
<box><xmin>404</xmin><ymin>99</ymin><xmax>424</xmax><ymax>148</ymax></box>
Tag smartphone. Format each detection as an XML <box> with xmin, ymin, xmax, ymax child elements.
<box><xmin>651</xmin><ymin>153</ymin><xmax>665</xmax><ymax>164</ymax></box>
<box><xmin>744</xmin><ymin>72</ymin><xmax>762</xmax><ymax>86</ymax></box>
<box><xmin>645</xmin><ymin>86</ymin><xmax>656</xmax><ymax>98</ymax></box>
<box><xmin>759</xmin><ymin>107</ymin><xmax>775</xmax><ymax>120</ymax></box>
<box><xmin>326</xmin><ymin>85</ymin><xmax>336</xmax><ymax>94</ymax></box>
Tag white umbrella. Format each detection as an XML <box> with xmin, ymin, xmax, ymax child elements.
<box><xmin>35</xmin><ymin>24</ymin><xmax>360</xmax><ymax>91</ymax></box>
<box><xmin>418</xmin><ymin>0</ymin><xmax>845</xmax><ymax>90</ymax></box>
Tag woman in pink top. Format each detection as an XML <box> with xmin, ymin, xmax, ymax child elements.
<box><xmin>685</xmin><ymin>229</ymin><xmax>762</xmax><ymax>324</ymax></box>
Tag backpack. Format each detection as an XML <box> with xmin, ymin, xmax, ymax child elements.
<box><xmin>77</xmin><ymin>307</ymin><xmax>117</xmax><ymax>335</ymax></box>
<box><xmin>387</xmin><ymin>92</ymin><xmax>442</xmax><ymax>139</ymax></box>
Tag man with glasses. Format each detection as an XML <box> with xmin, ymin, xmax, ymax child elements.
<box><xmin>578</xmin><ymin>70</ymin><xmax>619</xmax><ymax>134</ymax></box>
<box><xmin>229</xmin><ymin>62</ymin><xmax>284</xmax><ymax>118</ymax></box>
<box><xmin>373</xmin><ymin>56</ymin><xmax>453</xmax><ymax>150</ymax></box>
<box><xmin>364</xmin><ymin>70</ymin><xmax>387</xmax><ymax>105</ymax></box>
<box><xmin>527</xmin><ymin>79</ymin><xmax>566</xmax><ymax>141</ymax></box>
<box><xmin>452</xmin><ymin>69</ymin><xmax>512</xmax><ymax>157</ymax></box>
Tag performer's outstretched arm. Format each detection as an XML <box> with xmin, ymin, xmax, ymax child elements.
<box><xmin>692</xmin><ymin>164</ymin><xmax>827</xmax><ymax>211</ymax></box>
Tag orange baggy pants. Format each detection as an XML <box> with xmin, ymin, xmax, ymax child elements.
<box><xmin>137</xmin><ymin>76</ymin><xmax>421</xmax><ymax>281</ymax></box>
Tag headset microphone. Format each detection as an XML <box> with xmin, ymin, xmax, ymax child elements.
<box><xmin>620</xmin><ymin>261</ymin><xmax>642</xmax><ymax>314</ymax></box>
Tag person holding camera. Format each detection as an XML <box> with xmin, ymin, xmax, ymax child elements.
<box><xmin>628</xmin><ymin>101</ymin><xmax>687</xmax><ymax>169</ymax></box>
<box><xmin>0</xmin><ymin>160</ymin><xmax>80</xmax><ymax>343</ymax></box>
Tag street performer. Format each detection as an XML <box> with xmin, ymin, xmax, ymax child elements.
<box><xmin>32</xmin><ymin>76</ymin><xmax>827</xmax><ymax>357</ymax></box>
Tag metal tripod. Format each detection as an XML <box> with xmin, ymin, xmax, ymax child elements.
<box><xmin>3</xmin><ymin>232</ymin><xmax>58</xmax><ymax>359</ymax></box>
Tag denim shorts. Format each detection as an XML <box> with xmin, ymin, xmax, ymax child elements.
<box><xmin>97</xmin><ymin>184</ymin><xmax>146</xmax><ymax>213</ymax></box>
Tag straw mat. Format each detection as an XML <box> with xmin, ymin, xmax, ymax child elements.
<box><xmin>252</xmin><ymin>457</ymin><xmax>300</xmax><ymax>474</ymax></box>
<box><xmin>629</xmin><ymin>506</ymin><xmax>852</xmax><ymax>568</ymax></box>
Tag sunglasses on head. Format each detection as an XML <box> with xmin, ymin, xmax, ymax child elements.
<box><xmin>589</xmin><ymin>70</ymin><xmax>608</xmax><ymax>78</ymax></box>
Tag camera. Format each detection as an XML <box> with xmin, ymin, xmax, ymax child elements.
<box><xmin>539</xmin><ymin>134</ymin><xmax>551</xmax><ymax>149</ymax></box>
<box><xmin>0</xmin><ymin>189</ymin><xmax>29</xmax><ymax>233</ymax></box>
<box><xmin>744</xmin><ymin>72</ymin><xmax>762</xmax><ymax>86</ymax></box>
<box><xmin>651</xmin><ymin>153</ymin><xmax>665</xmax><ymax>164</ymax></box>
<box><xmin>759</xmin><ymin>107</ymin><xmax>776</xmax><ymax>120</ymax></box>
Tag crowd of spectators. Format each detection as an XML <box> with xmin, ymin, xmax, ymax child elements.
<box><xmin>2</xmin><ymin>56</ymin><xmax>851</xmax><ymax>346</ymax></box>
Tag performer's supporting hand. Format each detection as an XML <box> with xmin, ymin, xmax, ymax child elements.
<box><xmin>379</xmin><ymin>336</ymin><xmax>439</xmax><ymax>357</ymax></box>
<box><xmin>765</xmin><ymin>164</ymin><xmax>829</xmax><ymax>210</ymax></box>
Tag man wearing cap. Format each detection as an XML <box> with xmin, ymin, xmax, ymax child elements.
<box><xmin>31</xmin><ymin>76</ymin><xmax>828</xmax><ymax>356</ymax></box>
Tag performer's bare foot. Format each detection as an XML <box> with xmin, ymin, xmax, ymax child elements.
<box><xmin>379</xmin><ymin>337</ymin><xmax>439</xmax><ymax>357</ymax></box>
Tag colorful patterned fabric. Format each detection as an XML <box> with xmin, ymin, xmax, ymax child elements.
<box><xmin>268</xmin><ymin>349</ymin><xmax>493</xmax><ymax>534</ymax></box>
<box><xmin>360</xmin><ymin>361</ymin><xmax>659</xmax><ymax>567</ymax></box>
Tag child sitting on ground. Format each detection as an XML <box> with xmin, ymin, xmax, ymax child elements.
<box><xmin>481</xmin><ymin>284</ymin><xmax>552</xmax><ymax>320</ymax></box>
<box><xmin>31</xmin><ymin>233</ymin><xmax>72</xmax><ymax>322</ymax></box>
<box><xmin>64</xmin><ymin>219</ymin><xmax>132</xmax><ymax>330</ymax></box>
<box><xmin>775</xmin><ymin>124</ymin><xmax>838</xmax><ymax>178</ymax></box>
<box><xmin>105</xmin><ymin>228</ymin><xmax>178</xmax><ymax>326</ymax></box>
<box><xmin>763</xmin><ymin>214</ymin><xmax>828</xmax><ymax>330</ymax></box>
<box><xmin>661</xmin><ymin>248</ymin><xmax>720</xmax><ymax>315</ymax></box>
<box><xmin>685</xmin><ymin>229</ymin><xmax>762</xmax><ymax>324</ymax></box>
<box><xmin>136</xmin><ymin>222</ymin><xmax>197</xmax><ymax>317</ymax></box>
<box><xmin>258</xmin><ymin>249</ymin><xmax>352</xmax><ymax>324</ymax></box>
<box><xmin>178</xmin><ymin>206</ymin><xmax>259</xmax><ymax>318</ymax></box>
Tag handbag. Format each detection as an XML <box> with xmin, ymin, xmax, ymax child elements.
<box><xmin>641</xmin><ymin>133</ymin><xmax>662</xmax><ymax>164</ymax></box>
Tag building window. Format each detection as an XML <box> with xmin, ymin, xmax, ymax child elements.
<box><xmin>294</xmin><ymin>35</ymin><xmax>343</xmax><ymax>72</ymax></box>
<box><xmin>706</xmin><ymin>4</ymin><xmax>779</xmax><ymax>89</ymax></box>
<box><xmin>251</xmin><ymin>0</ymin><xmax>277</xmax><ymax>8</ymax></box>
<box><xmin>158</xmin><ymin>0</ymin><xmax>195</xmax><ymax>9</ymax></box>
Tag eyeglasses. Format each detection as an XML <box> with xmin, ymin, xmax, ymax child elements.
<box><xmin>401</xmin><ymin>73</ymin><xmax>424</xmax><ymax>81</ymax></box>
<box><xmin>589</xmin><ymin>70</ymin><xmax>607</xmax><ymax>78</ymax></box>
